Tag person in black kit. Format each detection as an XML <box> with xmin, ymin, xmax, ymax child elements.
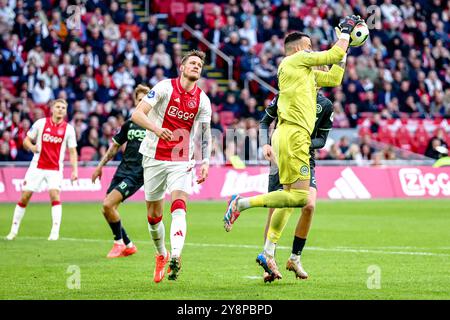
<box><xmin>91</xmin><ymin>84</ymin><xmax>149</xmax><ymax>258</ymax></box>
<box><xmin>259</xmin><ymin>85</ymin><xmax>335</xmax><ymax>282</ymax></box>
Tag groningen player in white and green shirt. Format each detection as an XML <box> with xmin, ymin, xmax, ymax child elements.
<box><xmin>224</xmin><ymin>15</ymin><xmax>362</xmax><ymax>279</ymax></box>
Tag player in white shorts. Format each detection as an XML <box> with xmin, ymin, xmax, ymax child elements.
<box><xmin>131</xmin><ymin>50</ymin><xmax>212</xmax><ymax>283</ymax></box>
<box><xmin>5</xmin><ymin>99</ymin><xmax>78</xmax><ymax>241</ymax></box>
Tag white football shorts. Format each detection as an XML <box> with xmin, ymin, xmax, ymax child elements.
<box><xmin>142</xmin><ymin>157</ymin><xmax>193</xmax><ymax>201</ymax></box>
<box><xmin>22</xmin><ymin>162</ymin><xmax>63</xmax><ymax>192</ymax></box>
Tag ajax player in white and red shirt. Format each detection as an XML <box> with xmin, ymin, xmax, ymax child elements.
<box><xmin>131</xmin><ymin>50</ymin><xmax>212</xmax><ymax>283</ymax></box>
<box><xmin>5</xmin><ymin>99</ymin><xmax>78</xmax><ymax>241</ymax></box>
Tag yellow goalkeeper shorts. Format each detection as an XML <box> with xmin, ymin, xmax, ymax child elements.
<box><xmin>272</xmin><ymin>122</ymin><xmax>311</xmax><ymax>185</ymax></box>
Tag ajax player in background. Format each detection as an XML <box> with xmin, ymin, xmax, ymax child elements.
<box><xmin>132</xmin><ymin>50</ymin><xmax>212</xmax><ymax>283</ymax></box>
<box><xmin>91</xmin><ymin>84</ymin><xmax>150</xmax><ymax>258</ymax></box>
<box><xmin>5</xmin><ymin>99</ymin><xmax>78</xmax><ymax>241</ymax></box>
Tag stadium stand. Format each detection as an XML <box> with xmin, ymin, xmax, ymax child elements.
<box><xmin>0</xmin><ymin>0</ymin><xmax>449</xmax><ymax>164</ymax></box>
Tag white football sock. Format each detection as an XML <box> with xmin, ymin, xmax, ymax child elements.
<box><xmin>50</xmin><ymin>204</ymin><xmax>62</xmax><ymax>235</ymax></box>
<box><xmin>148</xmin><ymin>221</ymin><xmax>167</xmax><ymax>256</ymax></box>
<box><xmin>264</xmin><ymin>238</ymin><xmax>276</xmax><ymax>257</ymax></box>
<box><xmin>170</xmin><ymin>209</ymin><xmax>186</xmax><ymax>258</ymax></box>
<box><xmin>10</xmin><ymin>204</ymin><xmax>26</xmax><ymax>235</ymax></box>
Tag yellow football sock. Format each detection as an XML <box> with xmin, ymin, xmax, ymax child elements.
<box><xmin>267</xmin><ymin>208</ymin><xmax>294</xmax><ymax>244</ymax></box>
<box><xmin>248</xmin><ymin>189</ymin><xmax>309</xmax><ymax>208</ymax></box>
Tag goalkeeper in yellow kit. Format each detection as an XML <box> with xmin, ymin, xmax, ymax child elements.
<box><xmin>223</xmin><ymin>15</ymin><xmax>361</xmax><ymax>279</ymax></box>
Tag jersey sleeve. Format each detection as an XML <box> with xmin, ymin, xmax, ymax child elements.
<box><xmin>313</xmin><ymin>64</ymin><xmax>345</xmax><ymax>87</ymax></box>
<box><xmin>290</xmin><ymin>45</ymin><xmax>346</xmax><ymax>67</ymax></box>
<box><xmin>26</xmin><ymin>118</ymin><xmax>44</xmax><ymax>140</ymax></box>
<box><xmin>141</xmin><ymin>80</ymin><xmax>169</xmax><ymax>109</ymax></box>
<box><xmin>66</xmin><ymin>124</ymin><xmax>78</xmax><ymax>148</ymax></box>
<box><xmin>111</xmin><ymin>120</ymin><xmax>130</xmax><ymax>146</ymax></box>
<box><xmin>197</xmin><ymin>93</ymin><xmax>212</xmax><ymax>123</ymax></box>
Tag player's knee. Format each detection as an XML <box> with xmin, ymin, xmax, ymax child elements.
<box><xmin>288</xmin><ymin>189</ymin><xmax>309</xmax><ymax>207</ymax></box>
<box><xmin>171</xmin><ymin>199</ymin><xmax>186</xmax><ymax>214</ymax></box>
<box><xmin>302</xmin><ymin>203</ymin><xmax>315</xmax><ymax>216</ymax></box>
<box><xmin>102</xmin><ymin>199</ymin><xmax>115</xmax><ymax>214</ymax></box>
<box><xmin>147</xmin><ymin>214</ymin><xmax>163</xmax><ymax>225</ymax></box>
<box><xmin>49</xmin><ymin>191</ymin><xmax>60</xmax><ymax>202</ymax></box>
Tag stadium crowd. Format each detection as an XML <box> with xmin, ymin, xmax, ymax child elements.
<box><xmin>0</xmin><ymin>0</ymin><xmax>449</xmax><ymax>164</ymax></box>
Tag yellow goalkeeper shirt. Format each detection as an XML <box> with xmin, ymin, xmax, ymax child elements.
<box><xmin>277</xmin><ymin>45</ymin><xmax>346</xmax><ymax>135</ymax></box>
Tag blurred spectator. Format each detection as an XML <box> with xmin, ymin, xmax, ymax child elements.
<box><xmin>222</xmin><ymin>93</ymin><xmax>241</xmax><ymax>117</ymax></box>
<box><xmin>347</xmin><ymin>103</ymin><xmax>360</xmax><ymax>128</ymax></box>
<box><xmin>112</xmin><ymin>64</ymin><xmax>135</xmax><ymax>93</ymax></box>
<box><xmin>325</xmin><ymin>143</ymin><xmax>345</xmax><ymax>160</ymax></box>
<box><xmin>345</xmin><ymin>143</ymin><xmax>363</xmax><ymax>165</ymax></box>
<box><xmin>32</xmin><ymin>78</ymin><xmax>54</xmax><ymax>104</ymax></box>
<box><xmin>211</xmin><ymin>112</ymin><xmax>223</xmax><ymax>133</ymax></box>
<box><xmin>360</xmin><ymin>143</ymin><xmax>372</xmax><ymax>160</ymax></box>
<box><xmin>371</xmin><ymin>152</ymin><xmax>385</xmax><ymax>167</ymax></box>
<box><xmin>339</xmin><ymin>136</ymin><xmax>350</xmax><ymax>154</ymax></box>
<box><xmin>253</xmin><ymin>54</ymin><xmax>276</xmax><ymax>86</ymax></box>
<box><xmin>222</xmin><ymin>32</ymin><xmax>243</xmax><ymax>60</ymax></box>
<box><xmin>262</xmin><ymin>35</ymin><xmax>283</xmax><ymax>58</ymax></box>
<box><xmin>102</xmin><ymin>14</ymin><xmax>120</xmax><ymax>41</ymax></box>
<box><xmin>424</xmin><ymin>137</ymin><xmax>446</xmax><ymax>159</ymax></box>
<box><xmin>332</xmin><ymin>102</ymin><xmax>350</xmax><ymax>128</ymax></box>
<box><xmin>149</xmin><ymin>68</ymin><xmax>167</xmax><ymax>88</ymax></box>
<box><xmin>0</xmin><ymin>131</ymin><xmax>17</xmax><ymax>160</ymax></box>
<box><xmin>0</xmin><ymin>141</ymin><xmax>11</xmax><ymax>161</ymax></box>
<box><xmin>150</xmin><ymin>44</ymin><xmax>172</xmax><ymax>71</ymax></box>
<box><xmin>239</xmin><ymin>20</ymin><xmax>257</xmax><ymax>47</ymax></box>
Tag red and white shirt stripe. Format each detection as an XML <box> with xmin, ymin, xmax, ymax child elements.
<box><xmin>139</xmin><ymin>78</ymin><xmax>212</xmax><ymax>161</ymax></box>
<box><xmin>27</xmin><ymin>117</ymin><xmax>77</xmax><ymax>171</ymax></box>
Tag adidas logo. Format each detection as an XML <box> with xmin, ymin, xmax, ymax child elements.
<box><xmin>173</xmin><ymin>230</ymin><xmax>184</xmax><ymax>237</ymax></box>
<box><xmin>45</xmin><ymin>128</ymin><xmax>51</xmax><ymax>132</ymax></box>
<box><xmin>174</xmin><ymin>98</ymin><xmax>180</xmax><ymax>103</ymax></box>
<box><xmin>327</xmin><ymin>168</ymin><xmax>371</xmax><ymax>199</ymax></box>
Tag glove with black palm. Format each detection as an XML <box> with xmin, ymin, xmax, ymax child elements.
<box><xmin>339</xmin><ymin>15</ymin><xmax>364</xmax><ymax>34</ymax></box>
<box><xmin>335</xmin><ymin>15</ymin><xmax>364</xmax><ymax>43</ymax></box>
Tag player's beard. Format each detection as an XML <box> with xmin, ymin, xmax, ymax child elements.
<box><xmin>183</xmin><ymin>70</ymin><xmax>199</xmax><ymax>82</ymax></box>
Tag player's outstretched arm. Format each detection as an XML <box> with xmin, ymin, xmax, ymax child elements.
<box><xmin>197</xmin><ymin>122</ymin><xmax>211</xmax><ymax>184</ymax></box>
<box><xmin>131</xmin><ymin>100</ymin><xmax>173</xmax><ymax>141</ymax></box>
<box><xmin>69</xmin><ymin>147</ymin><xmax>78</xmax><ymax>184</ymax></box>
<box><xmin>295</xmin><ymin>15</ymin><xmax>361</xmax><ymax>67</ymax></box>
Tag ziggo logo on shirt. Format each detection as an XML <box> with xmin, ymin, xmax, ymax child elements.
<box><xmin>43</xmin><ymin>133</ymin><xmax>63</xmax><ymax>144</ymax></box>
<box><xmin>168</xmin><ymin>106</ymin><xmax>195</xmax><ymax>121</ymax></box>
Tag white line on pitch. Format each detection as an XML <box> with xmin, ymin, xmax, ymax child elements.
<box><xmin>13</xmin><ymin>236</ymin><xmax>450</xmax><ymax>257</ymax></box>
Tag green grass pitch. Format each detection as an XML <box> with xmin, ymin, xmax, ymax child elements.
<box><xmin>0</xmin><ymin>200</ymin><xmax>449</xmax><ymax>300</ymax></box>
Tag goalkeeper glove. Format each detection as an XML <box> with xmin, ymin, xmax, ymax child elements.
<box><xmin>335</xmin><ymin>15</ymin><xmax>364</xmax><ymax>43</ymax></box>
<box><xmin>338</xmin><ymin>15</ymin><xmax>363</xmax><ymax>34</ymax></box>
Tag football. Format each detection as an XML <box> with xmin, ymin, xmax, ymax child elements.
<box><xmin>350</xmin><ymin>21</ymin><xmax>370</xmax><ymax>47</ymax></box>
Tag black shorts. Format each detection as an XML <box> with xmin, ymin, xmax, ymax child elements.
<box><xmin>268</xmin><ymin>167</ymin><xmax>317</xmax><ymax>192</ymax></box>
<box><xmin>107</xmin><ymin>172</ymin><xmax>144</xmax><ymax>201</ymax></box>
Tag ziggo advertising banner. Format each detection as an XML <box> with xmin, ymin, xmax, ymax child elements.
<box><xmin>0</xmin><ymin>166</ymin><xmax>449</xmax><ymax>203</ymax></box>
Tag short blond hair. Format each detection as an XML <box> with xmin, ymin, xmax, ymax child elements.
<box><xmin>134</xmin><ymin>84</ymin><xmax>150</xmax><ymax>104</ymax></box>
<box><xmin>50</xmin><ymin>99</ymin><xmax>68</xmax><ymax>108</ymax></box>
<box><xmin>181</xmin><ymin>50</ymin><xmax>206</xmax><ymax>66</ymax></box>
